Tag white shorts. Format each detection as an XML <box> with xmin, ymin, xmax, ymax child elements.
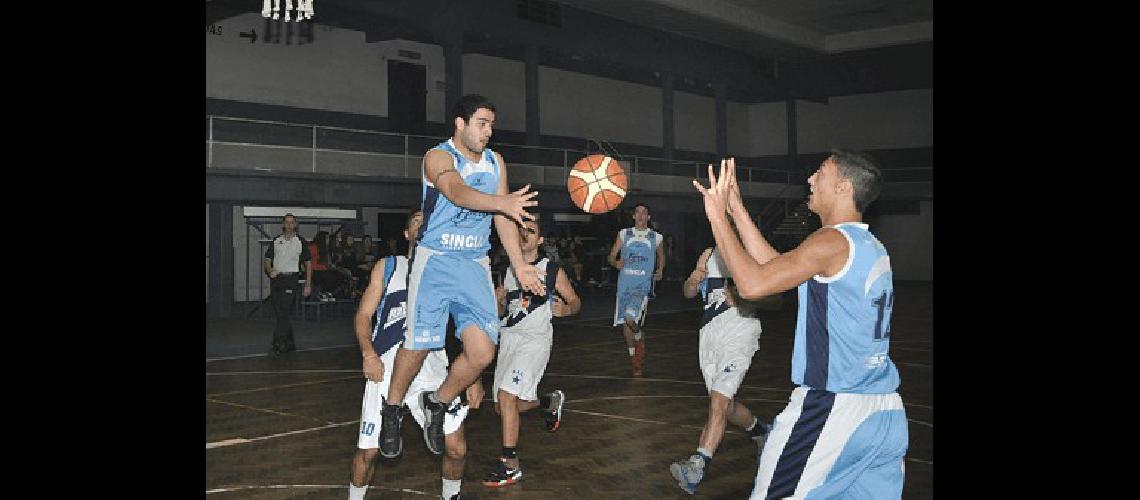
<box><xmin>699</xmin><ymin>312</ymin><xmax>761</xmax><ymax>398</ymax></box>
<box><xmin>357</xmin><ymin>345</ymin><xmax>470</xmax><ymax>449</ymax></box>
<box><xmin>492</xmin><ymin>325</ymin><xmax>553</xmax><ymax>402</ymax></box>
<box><xmin>751</xmin><ymin>387</ymin><xmax>908</xmax><ymax>499</ymax></box>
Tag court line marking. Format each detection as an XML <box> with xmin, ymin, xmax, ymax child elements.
<box><xmin>207</xmin><ymin>375</ymin><xmax>358</xmax><ymax>397</ymax></box>
<box><xmin>207</xmin><ymin>420</ymin><xmax>358</xmax><ymax>450</ymax></box>
<box><xmin>207</xmin><ymin>370</ymin><xmax>360</xmax><ymax>376</ymax></box>
<box><xmin>205</xmin><ymin>308</ymin><xmax>704</xmax><ymax>363</ymax></box>
<box><xmin>566</xmin><ymin>405</ymin><xmax>934</xmax><ymax>441</ymax></box>
<box><xmin>206</xmin><ymin>397</ymin><xmax>330</xmax><ymax>423</ymax></box>
<box><xmin>567</xmin><ymin>395</ymin><xmax>933</xmax><ymax>423</ymax></box>
<box><xmin>207</xmin><ymin>343</ymin><xmax>358</xmax><ymax>363</ymax></box>
<box><xmin>206</xmin><ymin>484</ymin><xmax>431</xmax><ymax>495</ymax></box>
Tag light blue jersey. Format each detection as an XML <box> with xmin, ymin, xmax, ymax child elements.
<box><xmin>792</xmin><ymin>223</ymin><xmax>899</xmax><ymax>394</ymax></box>
<box><xmin>613</xmin><ymin>227</ymin><xmax>661</xmax><ymax>326</ymax></box>
<box><xmin>417</xmin><ymin>139</ymin><xmax>500</xmax><ymax>258</ymax></box>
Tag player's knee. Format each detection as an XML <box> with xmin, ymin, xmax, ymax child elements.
<box><xmin>359</xmin><ymin>448</ymin><xmax>379</xmax><ymax>463</ymax></box>
<box><xmin>445</xmin><ymin>437</ymin><xmax>466</xmax><ymax>460</ymax></box>
<box><xmin>709</xmin><ymin>392</ymin><xmax>731</xmax><ymax>414</ymax></box>
<box><xmin>498</xmin><ymin>389</ymin><xmax>517</xmax><ymax>406</ymax></box>
<box><xmin>467</xmin><ymin>345</ymin><xmax>495</xmax><ymax>367</ymax></box>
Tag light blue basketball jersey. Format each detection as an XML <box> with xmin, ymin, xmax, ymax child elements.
<box><xmin>417</xmin><ymin>139</ymin><xmax>500</xmax><ymax>257</ymax></box>
<box><xmin>791</xmin><ymin>223</ymin><xmax>899</xmax><ymax>394</ymax></box>
<box><xmin>372</xmin><ymin>256</ymin><xmax>409</xmax><ymax>355</ymax></box>
<box><xmin>617</xmin><ymin>227</ymin><xmax>659</xmax><ymax>291</ymax></box>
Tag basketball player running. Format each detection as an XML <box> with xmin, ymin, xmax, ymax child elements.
<box><xmin>348</xmin><ymin>209</ymin><xmax>485</xmax><ymax>500</ymax></box>
<box><xmin>693</xmin><ymin>155</ymin><xmax>907</xmax><ymax>499</ymax></box>
<box><xmin>607</xmin><ymin>202</ymin><xmax>664</xmax><ymax>377</ymax></box>
<box><xmin>669</xmin><ymin>243</ymin><xmax>771</xmax><ymax>494</ymax></box>
<box><xmin>482</xmin><ymin>216</ymin><xmax>581</xmax><ymax>488</ymax></box>
<box><xmin>379</xmin><ymin>94</ymin><xmax>546</xmax><ymax>460</ymax></box>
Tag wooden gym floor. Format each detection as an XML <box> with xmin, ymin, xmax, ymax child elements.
<box><xmin>206</xmin><ymin>281</ymin><xmax>933</xmax><ymax>499</ymax></box>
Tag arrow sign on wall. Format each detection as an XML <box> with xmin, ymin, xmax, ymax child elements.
<box><xmin>239</xmin><ymin>29</ymin><xmax>257</xmax><ymax>43</ymax></box>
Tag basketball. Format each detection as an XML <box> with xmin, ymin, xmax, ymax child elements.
<box><xmin>568</xmin><ymin>154</ymin><xmax>628</xmax><ymax>214</ymax></box>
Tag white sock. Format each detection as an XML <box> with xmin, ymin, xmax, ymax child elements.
<box><xmin>628</xmin><ymin>347</ymin><xmax>635</xmax><ymax>356</ymax></box>
<box><xmin>745</xmin><ymin>416</ymin><xmax>758</xmax><ymax>432</ymax></box>
<box><xmin>348</xmin><ymin>483</ymin><xmax>368</xmax><ymax>500</ymax></box>
<box><xmin>441</xmin><ymin>478</ymin><xmax>461</xmax><ymax>499</ymax></box>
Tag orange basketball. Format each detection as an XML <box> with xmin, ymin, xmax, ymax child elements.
<box><xmin>568</xmin><ymin>154</ymin><xmax>628</xmax><ymax>214</ymax></box>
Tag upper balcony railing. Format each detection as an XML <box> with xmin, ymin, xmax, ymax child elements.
<box><xmin>206</xmin><ymin>115</ymin><xmax>795</xmax><ymax>182</ymax></box>
<box><xmin>207</xmin><ymin>115</ymin><xmax>931</xmax><ymax>199</ymax></box>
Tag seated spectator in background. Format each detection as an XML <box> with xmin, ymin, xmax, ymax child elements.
<box><xmin>542</xmin><ymin>236</ymin><xmax>561</xmax><ymax>263</ymax></box>
<box><xmin>310</xmin><ymin>231</ymin><xmax>347</xmax><ymax>300</ymax></box>
<box><xmin>335</xmin><ymin>232</ymin><xmax>361</xmax><ymax>298</ymax></box>
<box><xmin>361</xmin><ymin>235</ymin><xmax>382</xmax><ymax>264</ymax></box>
<box><xmin>560</xmin><ymin>236</ymin><xmax>584</xmax><ymax>283</ymax></box>
<box><xmin>353</xmin><ymin>235</ymin><xmax>379</xmax><ymax>291</ymax></box>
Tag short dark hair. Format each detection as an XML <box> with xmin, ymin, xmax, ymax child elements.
<box><xmin>283</xmin><ymin>213</ymin><xmax>296</xmax><ymax>221</ymax></box>
<box><xmin>830</xmin><ymin>149</ymin><xmax>883</xmax><ymax>213</ymax></box>
<box><xmin>633</xmin><ymin>203</ymin><xmax>650</xmax><ymax>214</ymax></box>
<box><xmin>453</xmin><ymin>94</ymin><xmax>496</xmax><ymax>126</ymax></box>
<box><xmin>406</xmin><ymin>208</ymin><xmax>423</xmax><ymax>229</ymax></box>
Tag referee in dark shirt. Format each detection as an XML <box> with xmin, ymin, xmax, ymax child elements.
<box><xmin>263</xmin><ymin>213</ymin><xmax>312</xmax><ymax>354</ymax></box>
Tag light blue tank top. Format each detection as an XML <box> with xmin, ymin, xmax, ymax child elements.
<box><xmin>417</xmin><ymin>139</ymin><xmax>500</xmax><ymax>257</ymax></box>
<box><xmin>791</xmin><ymin>223</ymin><xmax>899</xmax><ymax>394</ymax></box>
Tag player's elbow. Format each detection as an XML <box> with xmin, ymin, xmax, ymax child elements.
<box><xmin>736</xmin><ymin>281</ymin><xmax>769</xmax><ymax>301</ymax></box>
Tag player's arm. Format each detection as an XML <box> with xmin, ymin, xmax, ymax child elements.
<box><xmin>713</xmin><ymin>222</ymin><xmax>847</xmax><ymax>300</ymax></box>
<box><xmin>263</xmin><ymin>240</ymin><xmax>277</xmax><ymax>278</ymax></box>
<box><xmin>425</xmin><ymin>149</ymin><xmax>537</xmax><ymax>224</ymax></box>
<box><xmin>607</xmin><ymin>232</ymin><xmax>624</xmax><ymax>269</ymax></box>
<box><xmin>551</xmin><ymin>267</ymin><xmax>581</xmax><ymax>317</ymax></box>
<box><xmin>493</xmin><ymin>154</ymin><xmax>546</xmax><ymax>295</ymax></box>
<box><xmin>683</xmin><ymin>248</ymin><xmax>713</xmax><ymax>299</ymax></box>
<box><xmin>654</xmin><ymin>236</ymin><xmax>666</xmax><ymax>280</ymax></box>
<box><xmin>354</xmin><ymin>257</ymin><xmax>391</xmax><ymax>382</ymax></box>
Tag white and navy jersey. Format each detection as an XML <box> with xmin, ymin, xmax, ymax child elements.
<box><xmin>417</xmin><ymin>139</ymin><xmax>500</xmax><ymax>257</ymax></box>
<box><xmin>617</xmin><ymin>227</ymin><xmax>661</xmax><ymax>283</ymax></box>
<box><xmin>501</xmin><ymin>258</ymin><xmax>560</xmax><ymax>334</ymax></box>
<box><xmin>264</xmin><ymin>233</ymin><xmax>310</xmax><ymax>273</ymax></box>
<box><xmin>699</xmin><ymin>247</ymin><xmax>760</xmax><ymax>329</ymax></box>
<box><xmin>792</xmin><ymin>223</ymin><xmax>899</xmax><ymax>394</ymax></box>
<box><xmin>371</xmin><ymin>256</ymin><xmax>410</xmax><ymax>355</ymax></box>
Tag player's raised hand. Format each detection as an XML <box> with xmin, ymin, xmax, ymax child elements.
<box><xmin>498</xmin><ymin>184</ymin><xmax>538</xmax><ymax>225</ymax></box>
<box><xmin>693</xmin><ymin>161</ymin><xmax>731</xmax><ymax>221</ymax></box>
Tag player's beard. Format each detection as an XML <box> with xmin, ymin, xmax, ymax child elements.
<box><xmin>462</xmin><ymin>131</ymin><xmax>486</xmax><ymax>154</ymax></box>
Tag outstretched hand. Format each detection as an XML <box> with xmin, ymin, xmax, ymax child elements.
<box><xmin>692</xmin><ymin>159</ymin><xmax>736</xmax><ymax>222</ymax></box>
<box><xmin>723</xmin><ymin>158</ymin><xmax>746</xmax><ymax>216</ymax></box>
<box><xmin>499</xmin><ymin>184</ymin><xmax>539</xmax><ymax>225</ymax></box>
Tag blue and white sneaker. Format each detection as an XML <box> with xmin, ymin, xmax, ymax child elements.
<box><xmin>669</xmin><ymin>454</ymin><xmax>705</xmax><ymax>495</ymax></box>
